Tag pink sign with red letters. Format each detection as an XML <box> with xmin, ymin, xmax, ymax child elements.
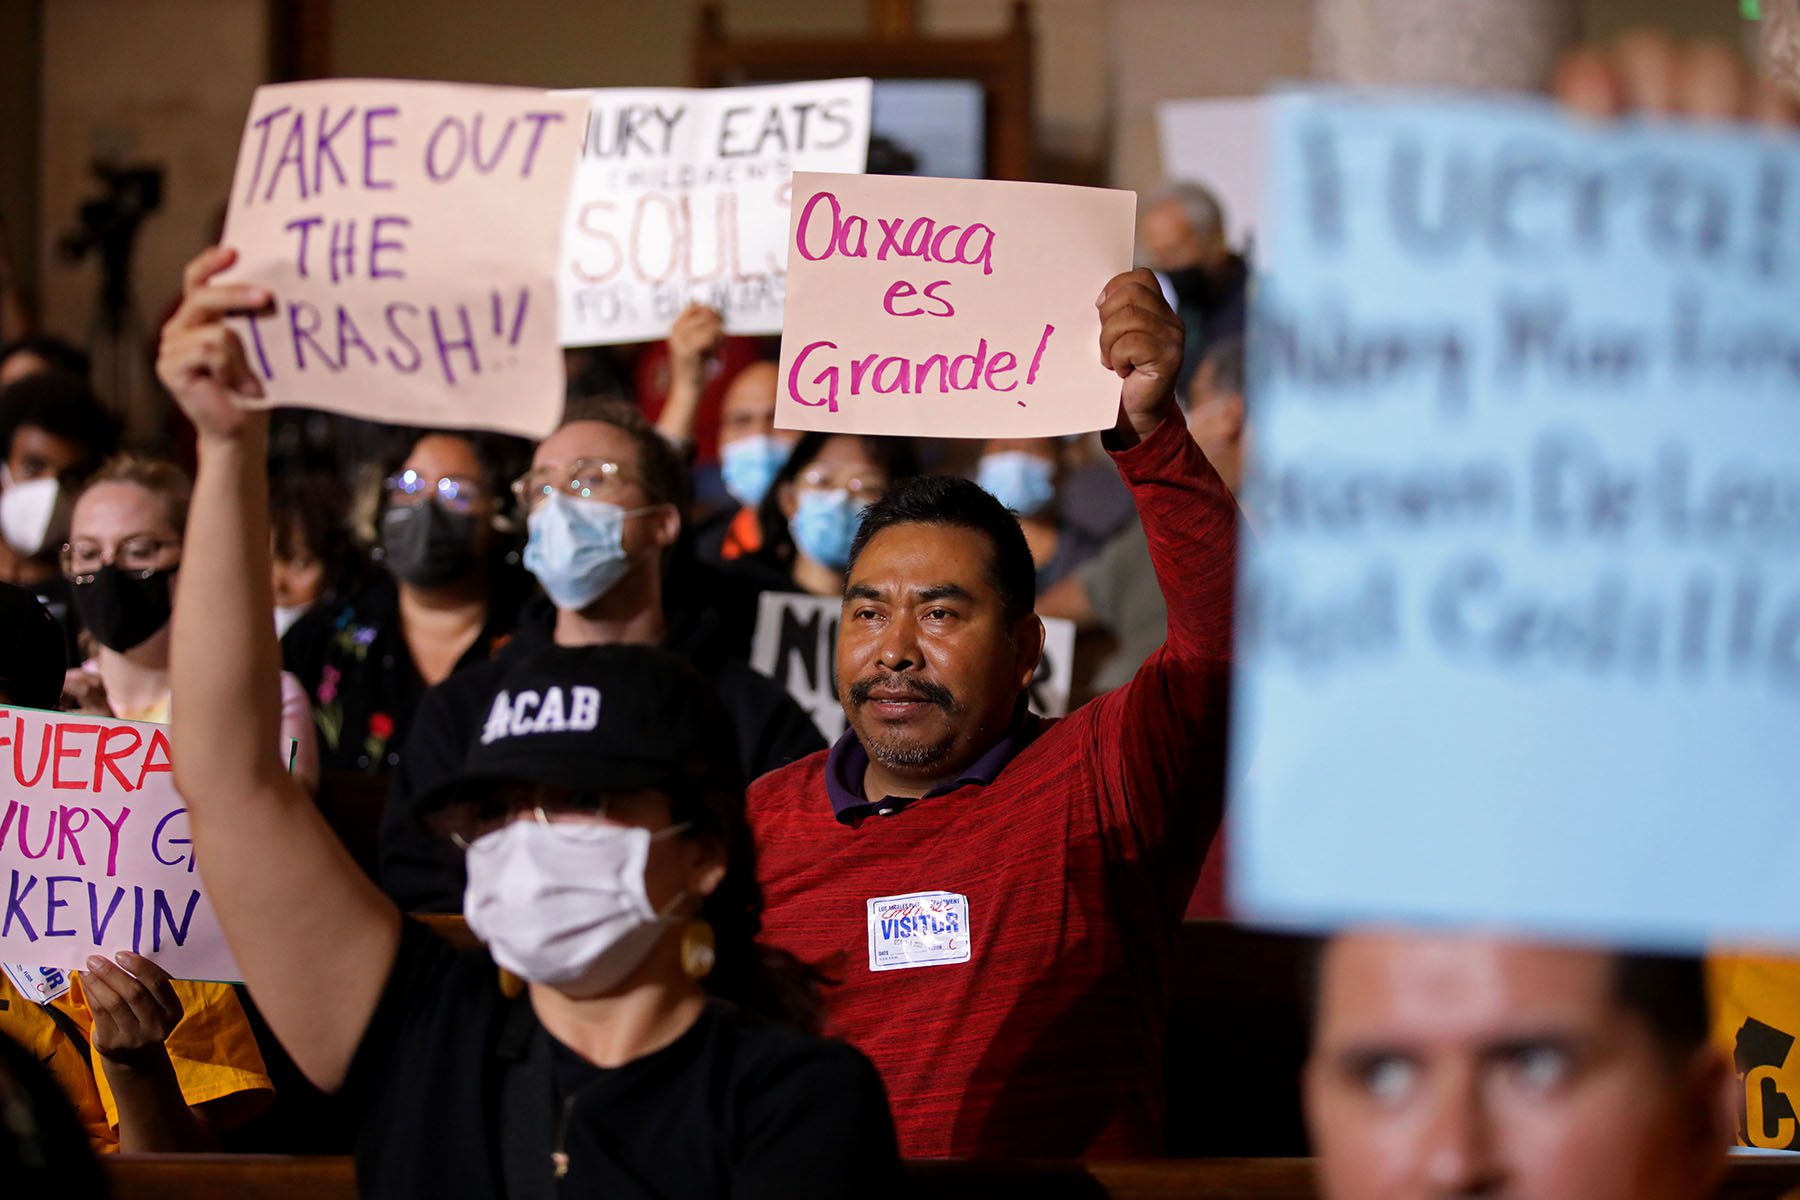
<box><xmin>775</xmin><ymin>172</ymin><xmax>1135</xmax><ymax>439</ymax></box>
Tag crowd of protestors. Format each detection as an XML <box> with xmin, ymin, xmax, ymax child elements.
<box><xmin>0</xmin><ymin>26</ymin><xmax>1788</xmax><ymax>1200</ymax></box>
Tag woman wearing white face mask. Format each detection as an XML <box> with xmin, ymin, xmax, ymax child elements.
<box><xmin>388</xmin><ymin>646</ymin><xmax>896</xmax><ymax>1198</ymax></box>
<box><xmin>0</xmin><ymin>373</ymin><xmax>118</xmax><ymax>660</ymax></box>
<box><xmin>161</xmin><ymin>249</ymin><xmax>899</xmax><ymax>1198</ymax></box>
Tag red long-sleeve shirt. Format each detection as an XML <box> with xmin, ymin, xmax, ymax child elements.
<box><xmin>748</xmin><ymin>411</ymin><xmax>1236</xmax><ymax>1158</ymax></box>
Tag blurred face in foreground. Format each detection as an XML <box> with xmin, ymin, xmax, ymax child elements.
<box><xmin>1307</xmin><ymin>932</ymin><xmax>1731</xmax><ymax>1200</ymax></box>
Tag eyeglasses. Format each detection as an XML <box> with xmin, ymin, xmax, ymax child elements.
<box><xmin>510</xmin><ymin>458</ymin><xmax>644</xmax><ymax>512</ymax></box>
<box><xmin>62</xmin><ymin>535</ymin><xmax>181</xmax><ymax>582</ymax></box>
<box><xmin>796</xmin><ymin>465</ymin><xmax>888</xmax><ymax>501</ymax></box>
<box><xmin>385</xmin><ymin>470</ymin><xmax>486</xmax><ymax>513</ymax></box>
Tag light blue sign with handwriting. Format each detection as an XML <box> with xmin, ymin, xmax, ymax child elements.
<box><xmin>1230</xmin><ymin>91</ymin><xmax>1800</xmax><ymax>950</ymax></box>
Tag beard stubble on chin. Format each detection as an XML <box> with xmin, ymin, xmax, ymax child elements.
<box><xmin>848</xmin><ymin>673</ymin><xmax>960</xmax><ymax>770</ymax></box>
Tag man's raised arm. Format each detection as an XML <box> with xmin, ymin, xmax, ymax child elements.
<box><xmin>1087</xmin><ymin>269</ymin><xmax>1237</xmax><ymax>872</ymax></box>
<box><xmin>163</xmin><ymin>246</ymin><xmax>400</xmax><ymax>1092</ymax></box>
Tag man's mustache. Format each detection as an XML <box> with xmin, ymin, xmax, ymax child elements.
<box><xmin>848</xmin><ymin>674</ymin><xmax>955</xmax><ymax>712</ymax></box>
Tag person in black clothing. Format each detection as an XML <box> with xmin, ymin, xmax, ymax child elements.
<box><xmin>0</xmin><ymin>1030</ymin><xmax>106</xmax><ymax>1200</ymax></box>
<box><xmin>0</xmin><ymin>582</ymin><xmax>65</xmax><ymax>709</ymax></box>
<box><xmin>160</xmin><ymin>245</ymin><xmax>900</xmax><ymax>1200</ymax></box>
<box><xmin>382</xmin><ymin>397</ymin><xmax>826</xmax><ymax>912</ymax></box>
<box><xmin>282</xmin><ymin>427</ymin><xmax>530</xmax><ymax>772</ymax></box>
<box><xmin>0</xmin><ymin>371</ymin><xmax>120</xmax><ymax>660</ymax></box>
<box><xmin>1139</xmin><ymin>180</ymin><xmax>1249</xmax><ymax>396</ymax></box>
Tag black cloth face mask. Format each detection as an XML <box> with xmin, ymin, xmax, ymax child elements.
<box><xmin>379</xmin><ymin>500</ymin><xmax>479</xmax><ymax>588</ymax></box>
<box><xmin>71</xmin><ymin>564</ymin><xmax>174</xmax><ymax>653</ymax></box>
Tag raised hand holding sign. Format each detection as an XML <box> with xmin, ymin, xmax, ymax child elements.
<box><xmin>216</xmin><ymin>80</ymin><xmax>587</xmax><ymax>439</ymax></box>
<box><xmin>776</xmin><ymin>173</ymin><xmax>1136</xmax><ymax>439</ymax></box>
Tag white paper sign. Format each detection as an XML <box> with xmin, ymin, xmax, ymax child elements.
<box><xmin>558</xmin><ymin>79</ymin><xmax>872</xmax><ymax>346</ymax></box>
<box><xmin>1157</xmin><ymin>96</ymin><xmax>1269</xmax><ymax>251</ymax></box>
<box><xmin>0</xmin><ymin>707</ymin><xmax>241</xmax><ymax>981</ymax></box>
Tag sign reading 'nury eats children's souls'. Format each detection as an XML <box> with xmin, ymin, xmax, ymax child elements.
<box><xmin>775</xmin><ymin>172</ymin><xmax>1135</xmax><ymax>439</ymax></box>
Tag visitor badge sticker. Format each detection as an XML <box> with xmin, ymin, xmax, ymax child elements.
<box><xmin>867</xmin><ymin>890</ymin><xmax>972</xmax><ymax>972</ymax></box>
<box><xmin>2</xmin><ymin>962</ymin><xmax>72</xmax><ymax>1005</ymax></box>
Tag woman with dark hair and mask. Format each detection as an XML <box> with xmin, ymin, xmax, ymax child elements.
<box><xmin>159</xmin><ymin>246</ymin><xmax>901</xmax><ymax>1200</ymax></box>
<box><xmin>32</xmin><ymin>453</ymin><xmax>283</xmax><ymax>1151</ymax></box>
<box><xmin>281</xmin><ymin>429</ymin><xmax>530</xmax><ymax>773</ymax></box>
<box><xmin>732</xmin><ymin>432</ymin><xmax>920</xmax><ymax>599</ymax></box>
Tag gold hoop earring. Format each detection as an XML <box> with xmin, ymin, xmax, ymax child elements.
<box><xmin>680</xmin><ymin>919</ymin><xmax>716</xmax><ymax>980</ymax></box>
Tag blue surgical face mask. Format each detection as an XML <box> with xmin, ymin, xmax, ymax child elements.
<box><xmin>978</xmin><ymin>452</ymin><xmax>1056</xmax><ymax>517</ymax></box>
<box><xmin>789</xmin><ymin>489</ymin><xmax>864</xmax><ymax>572</ymax></box>
<box><xmin>523</xmin><ymin>492</ymin><xmax>657</xmax><ymax>612</ymax></box>
<box><xmin>719</xmin><ymin>435</ymin><xmax>791</xmax><ymax>510</ymax></box>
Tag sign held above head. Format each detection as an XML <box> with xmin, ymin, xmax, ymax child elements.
<box><xmin>219</xmin><ymin>78</ymin><xmax>588</xmax><ymax>440</ymax></box>
<box><xmin>776</xmin><ymin>172</ymin><xmax>1136</xmax><ymax>439</ymax></box>
<box><xmin>1230</xmin><ymin>90</ymin><xmax>1800</xmax><ymax>953</ymax></box>
<box><xmin>557</xmin><ymin>79</ymin><xmax>873</xmax><ymax>347</ymax></box>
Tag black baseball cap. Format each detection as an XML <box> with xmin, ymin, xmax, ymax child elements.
<box><xmin>0</xmin><ymin>584</ymin><xmax>68</xmax><ymax>711</ymax></box>
<box><xmin>417</xmin><ymin>643</ymin><xmax>745</xmax><ymax>817</ymax></box>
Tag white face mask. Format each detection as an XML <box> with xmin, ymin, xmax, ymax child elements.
<box><xmin>462</xmin><ymin>816</ymin><xmax>689</xmax><ymax>998</ymax></box>
<box><xmin>0</xmin><ymin>468</ymin><xmax>59</xmax><ymax>558</ymax></box>
<box><xmin>273</xmin><ymin>603</ymin><xmax>312</xmax><ymax>639</ymax></box>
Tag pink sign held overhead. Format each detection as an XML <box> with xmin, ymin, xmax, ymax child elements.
<box><xmin>219</xmin><ymin>79</ymin><xmax>589</xmax><ymax>440</ymax></box>
<box><xmin>0</xmin><ymin>708</ymin><xmax>248</xmax><ymax>982</ymax></box>
<box><xmin>775</xmin><ymin>172</ymin><xmax>1136</xmax><ymax>439</ymax></box>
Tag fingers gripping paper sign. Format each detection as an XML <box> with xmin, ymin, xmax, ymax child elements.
<box><xmin>219</xmin><ymin>80</ymin><xmax>588</xmax><ymax>440</ymax></box>
<box><xmin>558</xmin><ymin>79</ymin><xmax>872</xmax><ymax>346</ymax></box>
<box><xmin>0</xmin><ymin>708</ymin><xmax>239</xmax><ymax>981</ymax></box>
<box><xmin>775</xmin><ymin>173</ymin><xmax>1136</xmax><ymax>439</ymax></box>
<box><xmin>1231</xmin><ymin>92</ymin><xmax>1800</xmax><ymax>951</ymax></box>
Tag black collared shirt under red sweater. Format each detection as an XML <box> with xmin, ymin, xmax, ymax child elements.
<box><xmin>748</xmin><ymin>410</ymin><xmax>1236</xmax><ymax>1158</ymax></box>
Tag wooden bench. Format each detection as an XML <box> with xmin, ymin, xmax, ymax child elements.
<box><xmin>101</xmin><ymin>1154</ymin><xmax>1800</xmax><ymax>1200</ymax></box>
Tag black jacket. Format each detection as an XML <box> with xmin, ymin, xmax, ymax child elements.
<box><xmin>378</xmin><ymin>593</ymin><xmax>827</xmax><ymax>912</ymax></box>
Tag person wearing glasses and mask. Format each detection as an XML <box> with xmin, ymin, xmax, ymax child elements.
<box><xmin>378</xmin><ymin>397</ymin><xmax>825</xmax><ymax>913</ymax></box>
<box><xmin>154</xmin><ymin>249</ymin><xmax>902</xmax><ymax>1197</ymax></box>
<box><xmin>732</xmin><ymin>432</ymin><xmax>920</xmax><ymax>601</ymax></box>
<box><xmin>973</xmin><ymin>437</ymin><xmax>1100</xmax><ymax>592</ymax></box>
<box><xmin>281</xmin><ymin>429</ymin><xmax>529</xmax><ymax>774</ymax></box>
<box><xmin>60</xmin><ymin>454</ymin><xmax>319</xmax><ymax>794</ymax></box>
<box><xmin>28</xmin><ymin>453</ymin><xmax>286</xmax><ymax>1151</ymax></box>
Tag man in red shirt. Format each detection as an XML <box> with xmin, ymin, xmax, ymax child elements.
<box><xmin>749</xmin><ymin>268</ymin><xmax>1233</xmax><ymax>1157</ymax></box>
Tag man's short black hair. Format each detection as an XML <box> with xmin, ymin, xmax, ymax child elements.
<box><xmin>0</xmin><ymin>335</ymin><xmax>92</xmax><ymax>382</ymax></box>
<box><xmin>0</xmin><ymin>372</ymin><xmax>119</xmax><ymax>472</ymax></box>
<box><xmin>1300</xmin><ymin>937</ymin><xmax>1711</xmax><ymax>1061</ymax></box>
<box><xmin>848</xmin><ymin>474</ymin><xmax>1037</xmax><ymax>626</ymax></box>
